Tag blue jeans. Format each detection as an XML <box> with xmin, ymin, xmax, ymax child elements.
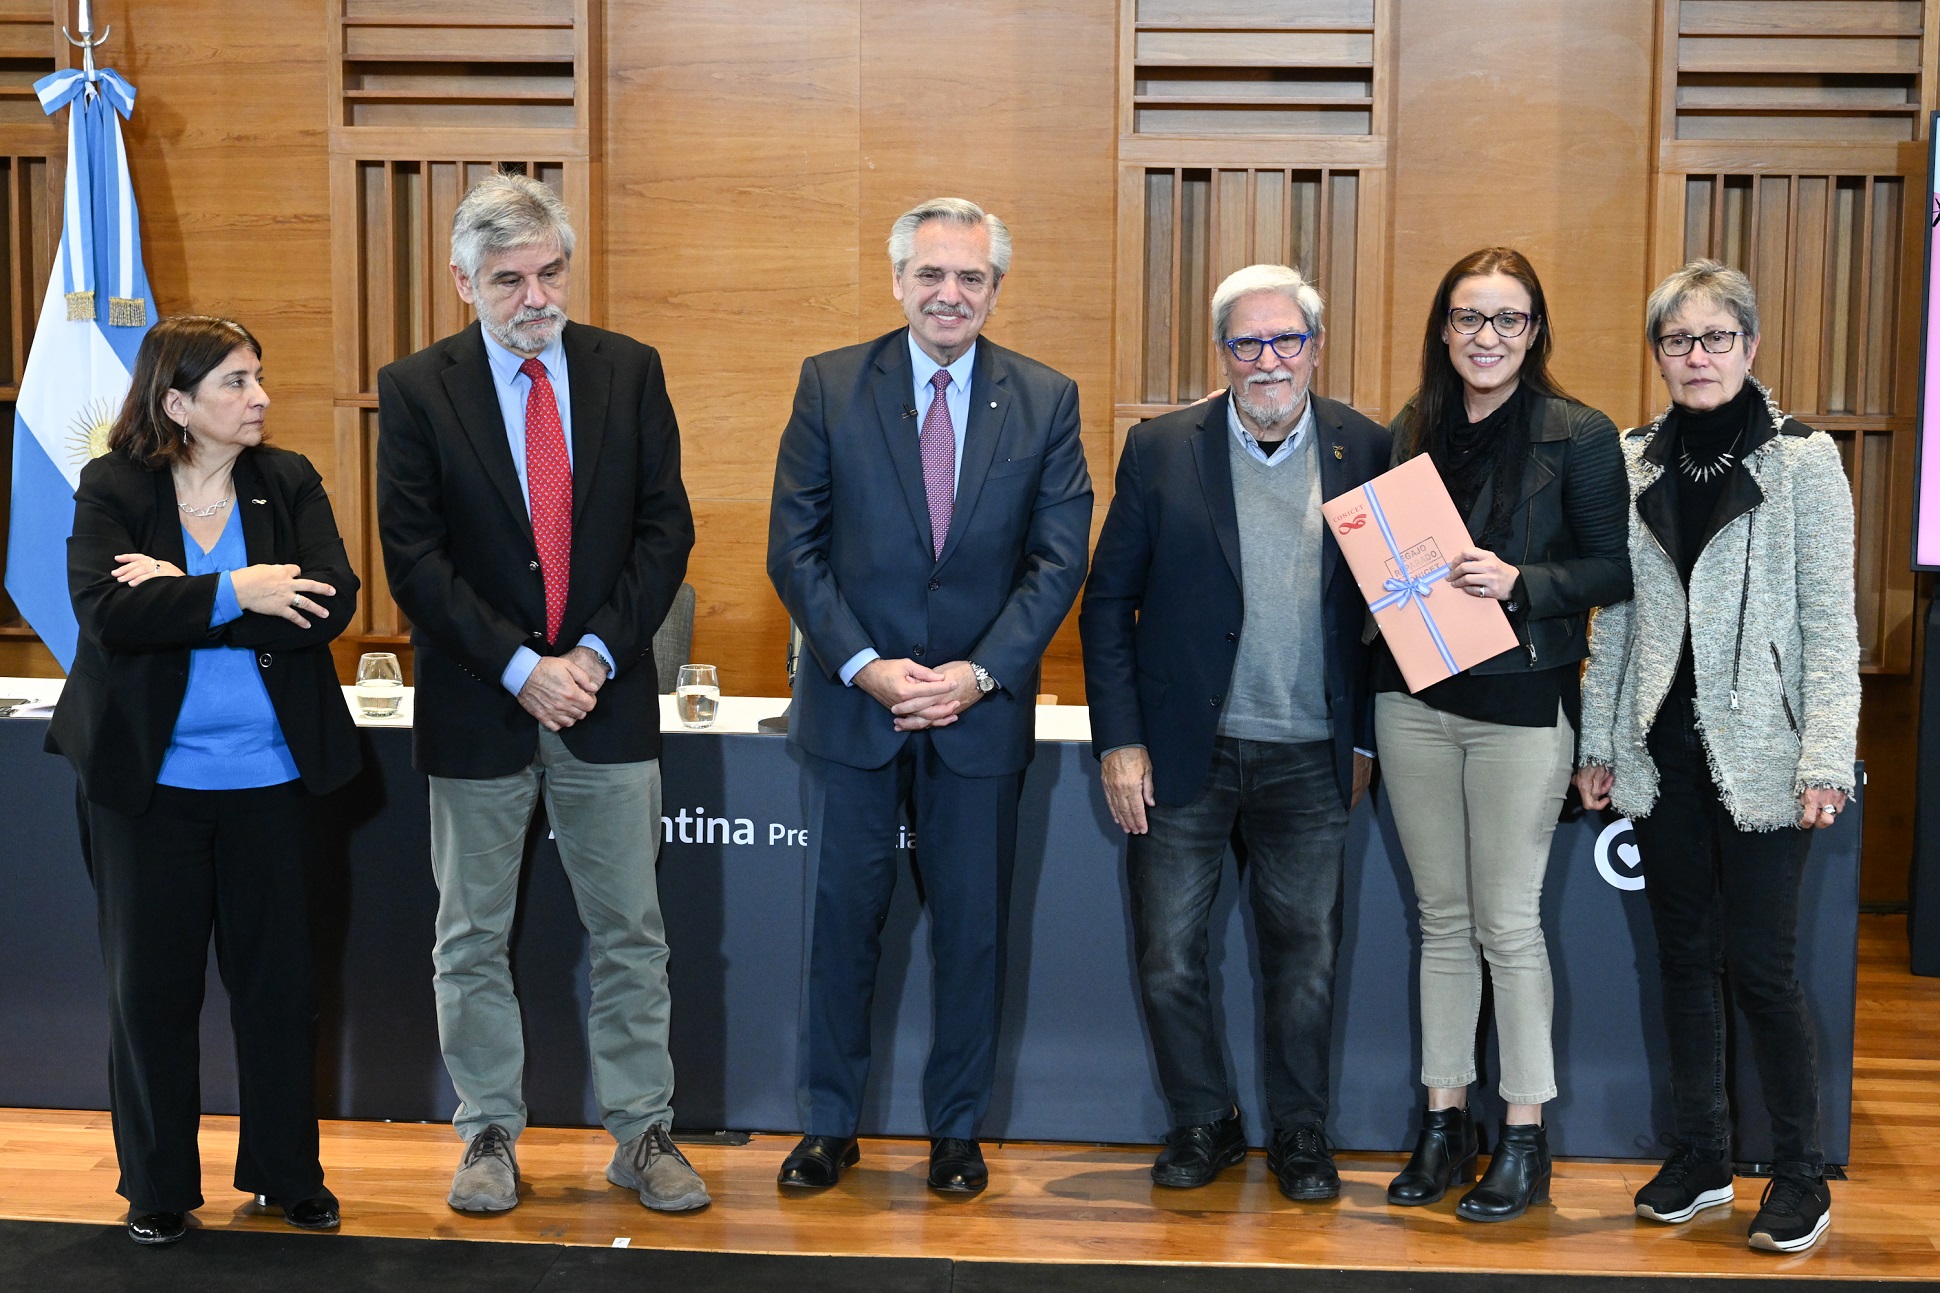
<box><xmin>1634</xmin><ymin>695</ymin><xmax>1822</xmax><ymax>1171</ymax></box>
<box><xmin>1127</xmin><ymin>736</ymin><xmax>1347</xmax><ymax>1131</ymax></box>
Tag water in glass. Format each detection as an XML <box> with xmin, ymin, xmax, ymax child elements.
<box><xmin>356</xmin><ymin>652</ymin><xmax>404</xmax><ymax>718</ymax></box>
<box><xmin>676</xmin><ymin>664</ymin><xmax>720</xmax><ymax>729</ymax></box>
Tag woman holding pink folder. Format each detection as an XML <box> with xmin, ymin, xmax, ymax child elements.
<box><xmin>1374</xmin><ymin>248</ymin><xmax>1631</xmax><ymax>1222</ymax></box>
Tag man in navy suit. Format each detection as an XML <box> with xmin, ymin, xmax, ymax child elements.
<box><xmin>767</xmin><ymin>198</ymin><xmax>1092</xmax><ymax>1195</ymax></box>
<box><xmin>1080</xmin><ymin>264</ymin><xmax>1389</xmax><ymax>1202</ymax></box>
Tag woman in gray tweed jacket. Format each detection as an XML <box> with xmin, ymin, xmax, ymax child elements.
<box><xmin>1576</xmin><ymin>260</ymin><xmax>1859</xmax><ymax>1255</ymax></box>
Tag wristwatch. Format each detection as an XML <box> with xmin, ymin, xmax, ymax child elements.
<box><xmin>969</xmin><ymin>661</ymin><xmax>996</xmax><ymax>694</ymax></box>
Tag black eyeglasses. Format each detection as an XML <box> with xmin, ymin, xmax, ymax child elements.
<box><xmin>1447</xmin><ymin>308</ymin><xmax>1534</xmax><ymax>338</ymax></box>
<box><xmin>1223</xmin><ymin>332</ymin><xmax>1310</xmax><ymax>363</ymax></box>
<box><xmin>1655</xmin><ymin>329</ymin><xmax>1747</xmax><ymax>357</ymax></box>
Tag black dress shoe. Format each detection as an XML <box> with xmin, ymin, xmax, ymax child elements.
<box><xmin>778</xmin><ymin>1135</ymin><xmax>859</xmax><ymax>1189</ymax></box>
<box><xmin>1388</xmin><ymin>1106</ymin><xmax>1479</xmax><ymax>1206</ymax></box>
<box><xmin>1152</xmin><ymin>1110</ymin><xmax>1247</xmax><ymax>1188</ymax></box>
<box><xmin>1267</xmin><ymin>1122</ymin><xmax>1340</xmax><ymax>1201</ymax></box>
<box><xmin>1458</xmin><ymin>1122</ymin><xmax>1550</xmax><ymax>1222</ymax></box>
<box><xmin>927</xmin><ymin>1138</ymin><xmax>988</xmax><ymax>1194</ymax></box>
<box><xmin>255</xmin><ymin>1189</ymin><xmax>340</xmax><ymax>1231</ymax></box>
<box><xmin>127</xmin><ymin>1211</ymin><xmax>187</xmax><ymax>1245</ymax></box>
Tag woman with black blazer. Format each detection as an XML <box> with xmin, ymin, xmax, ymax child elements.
<box><xmin>48</xmin><ymin>315</ymin><xmax>361</xmax><ymax>1246</ymax></box>
<box><xmin>1376</xmin><ymin>249</ymin><xmax>1631</xmax><ymax>1222</ymax></box>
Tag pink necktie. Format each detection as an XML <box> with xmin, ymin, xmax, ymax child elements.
<box><xmin>921</xmin><ymin>369</ymin><xmax>954</xmax><ymax>559</ymax></box>
<box><xmin>520</xmin><ymin>357</ymin><xmax>572</xmax><ymax>644</ymax></box>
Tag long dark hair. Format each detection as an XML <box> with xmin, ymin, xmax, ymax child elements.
<box><xmin>108</xmin><ymin>315</ymin><xmax>263</xmax><ymax>469</ymax></box>
<box><xmin>1395</xmin><ymin>247</ymin><xmax>1575</xmax><ymax>460</ymax></box>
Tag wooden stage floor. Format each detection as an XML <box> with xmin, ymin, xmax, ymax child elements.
<box><xmin>3</xmin><ymin>915</ymin><xmax>1935</xmax><ymax>1281</ymax></box>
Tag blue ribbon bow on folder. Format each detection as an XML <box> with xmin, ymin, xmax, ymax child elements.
<box><xmin>1361</xmin><ymin>483</ymin><xmax>1459</xmax><ymax>676</ymax></box>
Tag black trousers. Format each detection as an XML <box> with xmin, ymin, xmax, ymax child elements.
<box><xmin>1631</xmin><ymin>695</ymin><xmax>1822</xmax><ymax>1171</ymax></box>
<box><xmin>86</xmin><ymin>780</ymin><xmax>325</xmax><ymax>1213</ymax></box>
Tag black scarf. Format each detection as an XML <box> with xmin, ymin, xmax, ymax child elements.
<box><xmin>1430</xmin><ymin>383</ymin><xmax>1529</xmax><ymax>550</ymax></box>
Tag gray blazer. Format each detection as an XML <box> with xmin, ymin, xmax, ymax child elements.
<box><xmin>1578</xmin><ymin>377</ymin><xmax>1860</xmax><ymax>831</ymax></box>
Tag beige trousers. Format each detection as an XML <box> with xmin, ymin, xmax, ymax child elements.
<box><xmin>1375</xmin><ymin>690</ymin><xmax>1575</xmax><ymax>1105</ymax></box>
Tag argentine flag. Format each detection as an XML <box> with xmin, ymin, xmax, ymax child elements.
<box><xmin>4</xmin><ymin>66</ymin><xmax>150</xmax><ymax>671</ymax></box>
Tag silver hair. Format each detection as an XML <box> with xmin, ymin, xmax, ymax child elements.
<box><xmin>1645</xmin><ymin>258</ymin><xmax>1759</xmax><ymax>344</ymax></box>
<box><xmin>1211</xmin><ymin>264</ymin><xmax>1325</xmax><ymax>341</ymax></box>
<box><xmin>886</xmin><ymin>198</ymin><xmax>1012</xmax><ymax>278</ymax></box>
<box><xmin>450</xmin><ymin>172</ymin><xmax>577</xmax><ymax>281</ymax></box>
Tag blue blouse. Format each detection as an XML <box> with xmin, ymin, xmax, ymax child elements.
<box><xmin>155</xmin><ymin>508</ymin><xmax>300</xmax><ymax>790</ymax></box>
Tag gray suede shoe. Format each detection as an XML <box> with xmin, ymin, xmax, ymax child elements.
<box><xmin>448</xmin><ymin>1124</ymin><xmax>520</xmax><ymax>1213</ymax></box>
<box><xmin>607</xmin><ymin>1124</ymin><xmax>711</xmax><ymax>1212</ymax></box>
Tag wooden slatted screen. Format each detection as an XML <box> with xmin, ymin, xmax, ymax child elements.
<box><xmin>0</xmin><ymin>5</ymin><xmax>81</xmax><ymax>641</ymax></box>
<box><xmin>1672</xmin><ymin>0</ymin><xmax>1922</xmax><ymax>141</ymax></box>
<box><xmin>1134</xmin><ymin>167</ymin><xmax>1359</xmax><ymax>408</ymax></box>
<box><xmin>328</xmin><ymin>0</ymin><xmax>600</xmax><ymax>654</ymax></box>
<box><xmin>1114</xmin><ymin>0</ymin><xmax>1390</xmax><ymax>464</ymax></box>
<box><xmin>1651</xmin><ymin>0</ymin><xmax>1931</xmax><ymax>674</ymax></box>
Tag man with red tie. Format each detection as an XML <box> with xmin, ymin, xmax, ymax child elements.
<box><xmin>767</xmin><ymin>198</ymin><xmax>1092</xmax><ymax>1195</ymax></box>
<box><xmin>376</xmin><ymin>173</ymin><xmax>702</xmax><ymax>1216</ymax></box>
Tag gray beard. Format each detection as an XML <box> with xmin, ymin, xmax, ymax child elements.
<box><xmin>485</xmin><ymin>308</ymin><xmax>566</xmax><ymax>355</ymax></box>
<box><xmin>1234</xmin><ymin>378</ymin><xmax>1305</xmax><ymax>434</ymax></box>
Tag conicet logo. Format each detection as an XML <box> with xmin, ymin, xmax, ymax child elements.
<box><xmin>1337</xmin><ymin>514</ymin><xmax>1368</xmax><ymax>534</ymax></box>
<box><xmin>1594</xmin><ymin>818</ymin><xmax>1645</xmax><ymax>891</ymax></box>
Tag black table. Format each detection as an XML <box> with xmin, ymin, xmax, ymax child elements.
<box><xmin>0</xmin><ymin>711</ymin><xmax>1860</xmax><ymax>1162</ymax></box>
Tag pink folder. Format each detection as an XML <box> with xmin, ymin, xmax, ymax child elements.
<box><xmin>1321</xmin><ymin>454</ymin><xmax>1519</xmax><ymax>692</ymax></box>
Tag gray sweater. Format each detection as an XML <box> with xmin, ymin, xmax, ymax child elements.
<box><xmin>1217</xmin><ymin>427</ymin><xmax>1331</xmax><ymax>743</ymax></box>
<box><xmin>1577</xmin><ymin>379</ymin><xmax>1860</xmax><ymax>831</ymax></box>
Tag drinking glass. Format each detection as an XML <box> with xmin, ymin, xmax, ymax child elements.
<box><xmin>676</xmin><ymin>664</ymin><xmax>720</xmax><ymax>729</ymax></box>
<box><xmin>355</xmin><ymin>652</ymin><xmax>404</xmax><ymax>718</ymax></box>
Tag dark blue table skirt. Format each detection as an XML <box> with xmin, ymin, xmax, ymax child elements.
<box><xmin>0</xmin><ymin>718</ymin><xmax>1859</xmax><ymax>1163</ymax></box>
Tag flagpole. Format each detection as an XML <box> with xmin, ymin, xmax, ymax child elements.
<box><xmin>64</xmin><ymin>0</ymin><xmax>108</xmax><ymax>85</ymax></box>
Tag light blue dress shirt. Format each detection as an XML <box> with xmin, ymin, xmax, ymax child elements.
<box><xmin>1227</xmin><ymin>392</ymin><xmax>1313</xmax><ymax>466</ymax></box>
<box><xmin>836</xmin><ymin>335</ymin><xmax>979</xmax><ymax>688</ymax></box>
<box><xmin>155</xmin><ymin>508</ymin><xmax>301</xmax><ymax>790</ymax></box>
<box><xmin>478</xmin><ymin>326</ymin><xmax>617</xmax><ymax>696</ymax></box>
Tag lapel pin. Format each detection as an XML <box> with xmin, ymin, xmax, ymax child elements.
<box><xmin>989</xmin><ymin>401</ymin><xmax>997</xmax><ymax>408</ymax></box>
<box><xmin>251</xmin><ymin>498</ymin><xmax>267</xmax><ymax>504</ymax></box>
<box><xmin>1332</xmin><ymin>444</ymin><xmax>1344</xmax><ymax>460</ymax></box>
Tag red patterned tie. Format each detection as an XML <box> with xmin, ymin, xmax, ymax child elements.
<box><xmin>920</xmin><ymin>369</ymin><xmax>954</xmax><ymax>559</ymax></box>
<box><xmin>520</xmin><ymin>357</ymin><xmax>572</xmax><ymax>644</ymax></box>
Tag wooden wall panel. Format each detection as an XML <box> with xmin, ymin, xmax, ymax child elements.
<box><xmin>1384</xmin><ymin>0</ymin><xmax>1657</xmax><ymax>429</ymax></box>
<box><xmin>603</xmin><ymin>0</ymin><xmax>862</xmax><ymax>700</ymax></box>
<box><xmin>856</xmin><ymin>0</ymin><xmax>1118</xmax><ymax>705</ymax></box>
<box><xmin>0</xmin><ymin>0</ymin><xmax>334</xmax><ymax>679</ymax></box>
<box><xmin>604</xmin><ymin>0</ymin><xmax>1115</xmax><ymax>702</ymax></box>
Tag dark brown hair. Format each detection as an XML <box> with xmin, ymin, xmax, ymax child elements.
<box><xmin>108</xmin><ymin>315</ymin><xmax>263</xmax><ymax>469</ymax></box>
<box><xmin>1395</xmin><ymin>247</ymin><xmax>1575</xmax><ymax>460</ymax></box>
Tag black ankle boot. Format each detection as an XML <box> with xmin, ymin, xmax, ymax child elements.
<box><xmin>1388</xmin><ymin>1106</ymin><xmax>1479</xmax><ymax>1206</ymax></box>
<box><xmin>1457</xmin><ymin>1122</ymin><xmax>1549</xmax><ymax>1222</ymax></box>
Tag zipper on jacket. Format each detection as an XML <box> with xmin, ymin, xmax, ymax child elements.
<box><xmin>1516</xmin><ymin>495</ymin><xmax>1538</xmax><ymax>666</ymax></box>
<box><xmin>1770</xmin><ymin>642</ymin><xmax>1799</xmax><ymax>735</ymax></box>
<box><xmin>1726</xmin><ymin>513</ymin><xmax>1753</xmax><ymax>710</ymax></box>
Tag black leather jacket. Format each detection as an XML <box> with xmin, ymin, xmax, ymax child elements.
<box><xmin>1388</xmin><ymin>393</ymin><xmax>1632</xmax><ymax>675</ymax></box>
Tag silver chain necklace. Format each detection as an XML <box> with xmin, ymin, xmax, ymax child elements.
<box><xmin>177</xmin><ymin>494</ymin><xmax>233</xmax><ymax>518</ymax></box>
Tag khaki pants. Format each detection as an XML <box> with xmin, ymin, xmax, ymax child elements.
<box><xmin>428</xmin><ymin>729</ymin><xmax>671</xmax><ymax>1145</ymax></box>
<box><xmin>1375</xmin><ymin>690</ymin><xmax>1574</xmax><ymax>1105</ymax></box>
